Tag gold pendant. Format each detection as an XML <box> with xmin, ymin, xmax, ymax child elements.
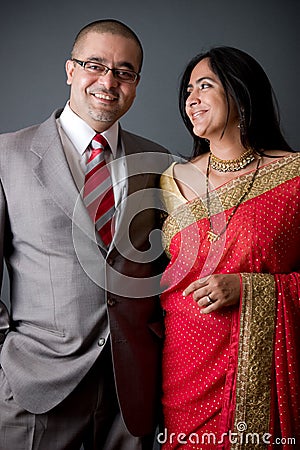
<box><xmin>207</xmin><ymin>230</ymin><xmax>220</xmax><ymax>242</ymax></box>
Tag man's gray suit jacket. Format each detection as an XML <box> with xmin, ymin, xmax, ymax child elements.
<box><xmin>0</xmin><ymin>109</ymin><xmax>171</xmax><ymax>437</ymax></box>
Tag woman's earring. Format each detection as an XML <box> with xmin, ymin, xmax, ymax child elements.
<box><xmin>238</xmin><ymin>110</ymin><xmax>245</xmax><ymax>134</ymax></box>
<box><xmin>237</xmin><ymin>121</ymin><xmax>244</xmax><ymax>130</ymax></box>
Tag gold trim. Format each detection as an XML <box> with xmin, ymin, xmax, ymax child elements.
<box><xmin>161</xmin><ymin>200</ymin><xmax>207</xmax><ymax>258</ymax></box>
<box><xmin>162</xmin><ymin>153</ymin><xmax>300</xmax><ymax>256</ymax></box>
<box><xmin>231</xmin><ymin>273</ymin><xmax>276</xmax><ymax>450</ymax></box>
<box><xmin>160</xmin><ymin>162</ymin><xmax>186</xmax><ymax>215</ymax></box>
<box><xmin>219</xmin><ymin>153</ymin><xmax>300</xmax><ymax>211</ymax></box>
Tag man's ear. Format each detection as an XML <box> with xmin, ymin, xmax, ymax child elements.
<box><xmin>65</xmin><ymin>60</ymin><xmax>75</xmax><ymax>86</ymax></box>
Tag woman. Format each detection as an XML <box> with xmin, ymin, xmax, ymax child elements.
<box><xmin>159</xmin><ymin>47</ymin><xmax>300</xmax><ymax>449</ymax></box>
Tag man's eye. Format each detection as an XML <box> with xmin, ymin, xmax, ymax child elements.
<box><xmin>89</xmin><ymin>65</ymin><xmax>102</xmax><ymax>71</ymax></box>
<box><xmin>85</xmin><ymin>63</ymin><xmax>104</xmax><ymax>72</ymax></box>
<box><xmin>116</xmin><ymin>70</ymin><xmax>132</xmax><ymax>79</ymax></box>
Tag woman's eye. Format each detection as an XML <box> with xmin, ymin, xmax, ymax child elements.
<box><xmin>200</xmin><ymin>82</ymin><xmax>211</xmax><ymax>90</ymax></box>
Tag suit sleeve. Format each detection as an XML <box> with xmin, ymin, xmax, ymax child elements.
<box><xmin>0</xmin><ymin>179</ymin><xmax>10</xmax><ymax>343</ymax></box>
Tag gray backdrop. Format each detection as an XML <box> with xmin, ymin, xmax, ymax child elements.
<box><xmin>1</xmin><ymin>0</ymin><xmax>299</xmax><ymax>303</ymax></box>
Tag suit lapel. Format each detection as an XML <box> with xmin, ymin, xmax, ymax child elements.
<box><xmin>31</xmin><ymin>115</ymin><xmax>153</xmax><ymax>257</ymax></box>
<box><xmin>109</xmin><ymin>128</ymin><xmax>149</xmax><ymax>245</ymax></box>
<box><xmin>109</xmin><ymin>130</ymin><xmax>150</xmax><ymax>256</ymax></box>
<box><xmin>31</xmin><ymin>110</ymin><xmax>103</xmax><ymax>247</ymax></box>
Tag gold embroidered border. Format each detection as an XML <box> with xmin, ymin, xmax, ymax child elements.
<box><xmin>231</xmin><ymin>273</ymin><xmax>276</xmax><ymax>450</ymax></box>
<box><xmin>220</xmin><ymin>153</ymin><xmax>300</xmax><ymax>211</ymax></box>
<box><xmin>161</xmin><ymin>201</ymin><xmax>207</xmax><ymax>258</ymax></box>
<box><xmin>162</xmin><ymin>154</ymin><xmax>300</xmax><ymax>257</ymax></box>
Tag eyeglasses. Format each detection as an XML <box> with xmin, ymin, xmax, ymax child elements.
<box><xmin>72</xmin><ymin>58</ymin><xmax>139</xmax><ymax>84</ymax></box>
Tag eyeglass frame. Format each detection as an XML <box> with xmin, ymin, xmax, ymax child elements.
<box><xmin>71</xmin><ymin>58</ymin><xmax>140</xmax><ymax>84</ymax></box>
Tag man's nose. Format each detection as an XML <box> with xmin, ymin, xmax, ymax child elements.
<box><xmin>99</xmin><ymin>69</ymin><xmax>119</xmax><ymax>88</ymax></box>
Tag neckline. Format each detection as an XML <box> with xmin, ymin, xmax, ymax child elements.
<box><xmin>170</xmin><ymin>152</ymin><xmax>299</xmax><ymax>204</ymax></box>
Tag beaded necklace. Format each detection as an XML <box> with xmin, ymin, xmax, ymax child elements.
<box><xmin>206</xmin><ymin>154</ymin><xmax>261</xmax><ymax>242</ymax></box>
<box><xmin>210</xmin><ymin>148</ymin><xmax>256</xmax><ymax>172</ymax></box>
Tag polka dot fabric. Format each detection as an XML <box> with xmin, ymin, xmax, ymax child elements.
<box><xmin>160</xmin><ymin>155</ymin><xmax>300</xmax><ymax>449</ymax></box>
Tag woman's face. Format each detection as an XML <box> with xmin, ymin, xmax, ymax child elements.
<box><xmin>185</xmin><ymin>58</ymin><xmax>239</xmax><ymax>141</ymax></box>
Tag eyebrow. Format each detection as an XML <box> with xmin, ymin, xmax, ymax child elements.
<box><xmin>187</xmin><ymin>76</ymin><xmax>215</xmax><ymax>89</ymax></box>
<box><xmin>87</xmin><ymin>57</ymin><xmax>136</xmax><ymax>72</ymax></box>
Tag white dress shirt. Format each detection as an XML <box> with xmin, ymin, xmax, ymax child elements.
<box><xmin>57</xmin><ymin>102</ymin><xmax>127</xmax><ymax>237</ymax></box>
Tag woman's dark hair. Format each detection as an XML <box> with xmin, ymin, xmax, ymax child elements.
<box><xmin>179</xmin><ymin>46</ymin><xmax>292</xmax><ymax>158</ymax></box>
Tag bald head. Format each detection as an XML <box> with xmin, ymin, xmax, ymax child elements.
<box><xmin>71</xmin><ymin>19</ymin><xmax>143</xmax><ymax>72</ymax></box>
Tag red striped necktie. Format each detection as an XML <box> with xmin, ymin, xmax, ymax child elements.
<box><xmin>83</xmin><ymin>134</ymin><xmax>115</xmax><ymax>247</ymax></box>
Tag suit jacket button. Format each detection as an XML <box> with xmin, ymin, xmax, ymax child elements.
<box><xmin>107</xmin><ymin>298</ymin><xmax>116</xmax><ymax>306</ymax></box>
<box><xmin>98</xmin><ymin>338</ymin><xmax>106</xmax><ymax>347</ymax></box>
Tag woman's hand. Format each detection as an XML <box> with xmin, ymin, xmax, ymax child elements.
<box><xmin>183</xmin><ymin>274</ymin><xmax>241</xmax><ymax>314</ymax></box>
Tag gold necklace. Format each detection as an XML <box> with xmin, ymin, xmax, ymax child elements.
<box><xmin>206</xmin><ymin>154</ymin><xmax>261</xmax><ymax>242</ymax></box>
<box><xmin>210</xmin><ymin>148</ymin><xmax>256</xmax><ymax>172</ymax></box>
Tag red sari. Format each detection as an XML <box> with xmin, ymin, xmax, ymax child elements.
<box><xmin>159</xmin><ymin>154</ymin><xmax>300</xmax><ymax>449</ymax></box>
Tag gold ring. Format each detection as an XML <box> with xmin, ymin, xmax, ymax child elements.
<box><xmin>207</xmin><ymin>295</ymin><xmax>215</xmax><ymax>305</ymax></box>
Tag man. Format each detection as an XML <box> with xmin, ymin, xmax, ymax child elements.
<box><xmin>0</xmin><ymin>20</ymin><xmax>170</xmax><ymax>449</ymax></box>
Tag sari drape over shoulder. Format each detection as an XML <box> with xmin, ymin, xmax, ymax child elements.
<box><xmin>159</xmin><ymin>154</ymin><xmax>300</xmax><ymax>449</ymax></box>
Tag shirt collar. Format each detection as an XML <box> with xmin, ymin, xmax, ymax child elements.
<box><xmin>59</xmin><ymin>102</ymin><xmax>119</xmax><ymax>157</ymax></box>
